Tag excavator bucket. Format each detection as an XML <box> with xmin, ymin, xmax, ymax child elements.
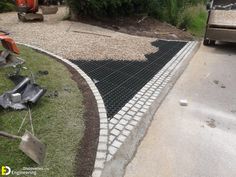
<box><xmin>0</xmin><ymin>33</ymin><xmax>24</xmax><ymax>67</ymax></box>
<box><xmin>18</xmin><ymin>13</ymin><xmax>44</xmax><ymax>22</ymax></box>
<box><xmin>0</xmin><ymin>34</ymin><xmax>20</xmax><ymax>54</ymax></box>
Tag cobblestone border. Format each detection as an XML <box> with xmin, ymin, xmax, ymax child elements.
<box><xmin>101</xmin><ymin>41</ymin><xmax>200</xmax><ymax>177</ymax></box>
<box><xmin>17</xmin><ymin>43</ymin><xmax>108</xmax><ymax>177</ymax></box>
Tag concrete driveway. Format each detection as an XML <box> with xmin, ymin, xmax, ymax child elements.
<box><xmin>124</xmin><ymin>43</ymin><xmax>236</xmax><ymax>177</ymax></box>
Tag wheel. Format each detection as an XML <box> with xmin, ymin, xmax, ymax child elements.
<box><xmin>209</xmin><ymin>40</ymin><xmax>215</xmax><ymax>46</ymax></box>
<box><xmin>203</xmin><ymin>39</ymin><xmax>210</xmax><ymax>46</ymax></box>
<box><xmin>203</xmin><ymin>39</ymin><xmax>216</xmax><ymax>46</ymax></box>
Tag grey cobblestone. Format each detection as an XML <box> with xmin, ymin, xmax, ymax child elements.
<box><xmin>113</xmin><ymin>114</ymin><xmax>122</xmax><ymax>120</ymax></box>
<box><xmin>111</xmin><ymin>129</ymin><xmax>120</xmax><ymax>136</ymax></box>
<box><xmin>109</xmin><ymin>135</ymin><xmax>116</xmax><ymax>143</ymax></box>
<box><xmin>122</xmin><ymin>129</ymin><xmax>131</xmax><ymax>137</ymax></box>
<box><xmin>127</xmin><ymin>110</ymin><xmax>136</xmax><ymax>116</ymax></box>
<box><xmin>130</xmin><ymin>120</ymin><xmax>138</xmax><ymax>126</ymax></box>
<box><xmin>108</xmin><ymin>146</ymin><xmax>118</xmax><ymax>155</ymax></box>
<box><xmin>123</xmin><ymin>115</ymin><xmax>132</xmax><ymax>121</ymax></box>
<box><xmin>130</xmin><ymin>107</ymin><xmax>139</xmax><ymax>112</ymax></box>
<box><xmin>96</xmin><ymin>151</ymin><xmax>107</xmax><ymax>159</ymax></box>
<box><xmin>112</xmin><ymin>140</ymin><xmax>123</xmax><ymax>148</ymax></box>
<box><xmin>119</xmin><ymin>119</ymin><xmax>128</xmax><ymax>126</ymax></box>
<box><xmin>116</xmin><ymin>124</ymin><xmax>125</xmax><ymax>131</ymax></box>
<box><xmin>117</xmin><ymin>135</ymin><xmax>127</xmax><ymax>142</ymax></box>
<box><xmin>110</xmin><ymin>118</ymin><xmax>119</xmax><ymax>125</ymax></box>
<box><xmin>126</xmin><ymin>124</ymin><xmax>134</xmax><ymax>131</ymax></box>
<box><xmin>134</xmin><ymin>115</ymin><xmax>142</xmax><ymax>121</ymax></box>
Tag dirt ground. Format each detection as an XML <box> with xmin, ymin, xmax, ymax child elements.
<box><xmin>78</xmin><ymin>16</ymin><xmax>193</xmax><ymax>40</ymax></box>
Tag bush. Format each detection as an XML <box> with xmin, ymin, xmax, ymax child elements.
<box><xmin>177</xmin><ymin>4</ymin><xmax>207</xmax><ymax>36</ymax></box>
<box><xmin>0</xmin><ymin>0</ymin><xmax>15</xmax><ymax>13</ymax></box>
<box><xmin>66</xmin><ymin>0</ymin><xmax>208</xmax><ymax>36</ymax></box>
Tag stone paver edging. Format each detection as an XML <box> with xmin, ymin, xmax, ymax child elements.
<box><xmin>17</xmin><ymin>40</ymin><xmax>199</xmax><ymax>177</ymax></box>
<box><xmin>17</xmin><ymin>42</ymin><xmax>108</xmax><ymax>177</ymax></box>
<box><xmin>101</xmin><ymin>41</ymin><xmax>200</xmax><ymax>177</ymax></box>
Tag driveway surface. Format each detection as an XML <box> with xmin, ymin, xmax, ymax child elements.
<box><xmin>0</xmin><ymin>7</ymin><xmax>156</xmax><ymax>60</ymax></box>
<box><xmin>124</xmin><ymin>43</ymin><xmax>236</xmax><ymax>177</ymax></box>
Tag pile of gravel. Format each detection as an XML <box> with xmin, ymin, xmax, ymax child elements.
<box><xmin>0</xmin><ymin>7</ymin><xmax>158</xmax><ymax>61</ymax></box>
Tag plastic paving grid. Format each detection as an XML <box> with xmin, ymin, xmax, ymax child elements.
<box><xmin>71</xmin><ymin>40</ymin><xmax>187</xmax><ymax>118</ymax></box>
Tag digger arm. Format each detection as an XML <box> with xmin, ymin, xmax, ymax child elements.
<box><xmin>0</xmin><ymin>33</ymin><xmax>20</xmax><ymax>54</ymax></box>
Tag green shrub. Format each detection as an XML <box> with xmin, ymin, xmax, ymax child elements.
<box><xmin>0</xmin><ymin>0</ymin><xmax>15</xmax><ymax>13</ymax></box>
<box><xmin>177</xmin><ymin>4</ymin><xmax>207</xmax><ymax>36</ymax></box>
<box><xmin>66</xmin><ymin>0</ymin><xmax>208</xmax><ymax>36</ymax></box>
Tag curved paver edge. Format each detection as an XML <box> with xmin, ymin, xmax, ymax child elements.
<box><xmin>17</xmin><ymin>42</ymin><xmax>108</xmax><ymax>177</ymax></box>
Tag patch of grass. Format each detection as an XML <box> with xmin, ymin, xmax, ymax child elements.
<box><xmin>177</xmin><ymin>4</ymin><xmax>207</xmax><ymax>37</ymax></box>
<box><xmin>0</xmin><ymin>45</ymin><xmax>85</xmax><ymax>176</ymax></box>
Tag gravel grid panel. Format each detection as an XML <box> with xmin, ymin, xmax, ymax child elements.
<box><xmin>70</xmin><ymin>40</ymin><xmax>187</xmax><ymax>118</ymax></box>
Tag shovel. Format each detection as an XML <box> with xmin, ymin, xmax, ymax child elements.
<box><xmin>0</xmin><ymin>130</ymin><xmax>46</xmax><ymax>165</ymax></box>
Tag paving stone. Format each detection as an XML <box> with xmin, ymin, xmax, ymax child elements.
<box><xmin>110</xmin><ymin>118</ymin><xmax>119</xmax><ymax>125</ymax></box>
<box><xmin>109</xmin><ymin>123</ymin><xmax>115</xmax><ymax>130</ymax></box>
<box><xmin>126</xmin><ymin>124</ymin><xmax>134</xmax><ymax>131</ymax></box>
<box><xmin>114</xmin><ymin>114</ymin><xmax>122</xmax><ymax>120</ymax></box>
<box><xmin>112</xmin><ymin>140</ymin><xmax>122</xmax><ymax>148</ymax></box>
<box><xmin>120</xmin><ymin>119</ymin><xmax>129</xmax><ymax>125</ymax></box>
<box><xmin>100</xmin><ymin>123</ymin><xmax>108</xmax><ymax>129</ymax></box>
<box><xmin>122</xmin><ymin>106</ymin><xmax>129</xmax><ymax>112</ymax></box>
<box><xmin>96</xmin><ymin>151</ymin><xmax>107</xmax><ymax>159</ymax></box>
<box><xmin>110</xmin><ymin>129</ymin><xmax>120</xmax><ymax>136</ymax></box>
<box><xmin>117</xmin><ymin>135</ymin><xmax>127</xmax><ymax>142</ymax></box>
<box><xmin>134</xmin><ymin>104</ymin><xmax>142</xmax><ymax>109</ymax></box>
<box><xmin>116</xmin><ymin>124</ymin><xmax>124</xmax><ymax>131</ymax></box>
<box><xmin>134</xmin><ymin>116</ymin><xmax>142</xmax><ymax>121</ymax></box>
<box><xmin>122</xmin><ymin>129</ymin><xmax>131</xmax><ymax>137</ymax></box>
<box><xmin>140</xmin><ymin>108</ymin><xmax>148</xmax><ymax>113</ymax></box>
<box><xmin>127</xmin><ymin>110</ymin><xmax>136</xmax><ymax>116</ymax></box>
<box><xmin>137</xmin><ymin>100</ymin><xmax>145</xmax><ymax>106</ymax></box>
<box><xmin>99</xmin><ymin>113</ymin><xmax>107</xmax><ymax>118</ymax></box>
<box><xmin>92</xmin><ymin>169</ymin><xmax>102</xmax><ymax>177</ymax></box>
<box><xmin>130</xmin><ymin>120</ymin><xmax>138</xmax><ymax>126</ymax></box>
<box><xmin>143</xmin><ymin>105</ymin><xmax>149</xmax><ymax>109</ymax></box>
<box><xmin>118</xmin><ymin>110</ymin><xmax>126</xmax><ymax>116</ymax></box>
<box><xmin>106</xmin><ymin>154</ymin><xmax>113</xmax><ymax>162</ymax></box>
<box><xmin>109</xmin><ymin>135</ymin><xmax>116</xmax><ymax>143</ymax></box>
<box><xmin>94</xmin><ymin>159</ymin><xmax>104</xmax><ymax>169</ymax></box>
<box><xmin>129</xmin><ymin>100</ymin><xmax>136</xmax><ymax>105</ymax></box>
<box><xmin>97</xmin><ymin>143</ymin><xmax>107</xmax><ymax>151</ymax></box>
<box><xmin>131</xmin><ymin>107</ymin><xmax>138</xmax><ymax>112</ymax></box>
<box><xmin>123</xmin><ymin>115</ymin><xmax>132</xmax><ymax>121</ymax></box>
<box><xmin>100</xmin><ymin>129</ymin><xmax>108</xmax><ymax>136</ymax></box>
<box><xmin>99</xmin><ymin>136</ymin><xmax>108</xmax><ymax>143</ymax></box>
<box><xmin>125</xmin><ymin>103</ymin><xmax>133</xmax><ymax>108</ymax></box>
<box><xmin>108</xmin><ymin>146</ymin><xmax>118</xmax><ymax>155</ymax></box>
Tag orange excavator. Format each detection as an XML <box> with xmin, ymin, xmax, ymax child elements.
<box><xmin>15</xmin><ymin>0</ymin><xmax>58</xmax><ymax>22</ymax></box>
<box><xmin>16</xmin><ymin>0</ymin><xmax>44</xmax><ymax>22</ymax></box>
<box><xmin>0</xmin><ymin>31</ymin><xmax>23</xmax><ymax>67</ymax></box>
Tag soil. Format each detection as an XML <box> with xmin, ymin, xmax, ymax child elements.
<box><xmin>78</xmin><ymin>16</ymin><xmax>194</xmax><ymax>40</ymax></box>
<box><xmin>55</xmin><ymin>58</ymin><xmax>100</xmax><ymax>177</ymax></box>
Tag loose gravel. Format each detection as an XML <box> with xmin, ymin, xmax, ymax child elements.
<box><xmin>0</xmin><ymin>7</ymin><xmax>157</xmax><ymax>61</ymax></box>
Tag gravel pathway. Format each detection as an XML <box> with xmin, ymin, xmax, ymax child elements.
<box><xmin>0</xmin><ymin>7</ymin><xmax>157</xmax><ymax>61</ymax></box>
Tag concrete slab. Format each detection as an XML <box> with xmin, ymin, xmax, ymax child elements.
<box><xmin>124</xmin><ymin>43</ymin><xmax>236</xmax><ymax>177</ymax></box>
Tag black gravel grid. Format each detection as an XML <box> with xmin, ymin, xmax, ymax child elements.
<box><xmin>71</xmin><ymin>40</ymin><xmax>187</xmax><ymax>118</ymax></box>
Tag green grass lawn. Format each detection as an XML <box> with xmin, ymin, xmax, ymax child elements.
<box><xmin>0</xmin><ymin>45</ymin><xmax>85</xmax><ymax>176</ymax></box>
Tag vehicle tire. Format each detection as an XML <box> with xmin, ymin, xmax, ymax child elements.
<box><xmin>209</xmin><ymin>40</ymin><xmax>216</xmax><ymax>46</ymax></box>
<box><xmin>203</xmin><ymin>39</ymin><xmax>210</xmax><ymax>46</ymax></box>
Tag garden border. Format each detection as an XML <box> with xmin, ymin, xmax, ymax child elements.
<box><xmin>17</xmin><ymin>42</ymin><xmax>108</xmax><ymax>177</ymax></box>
